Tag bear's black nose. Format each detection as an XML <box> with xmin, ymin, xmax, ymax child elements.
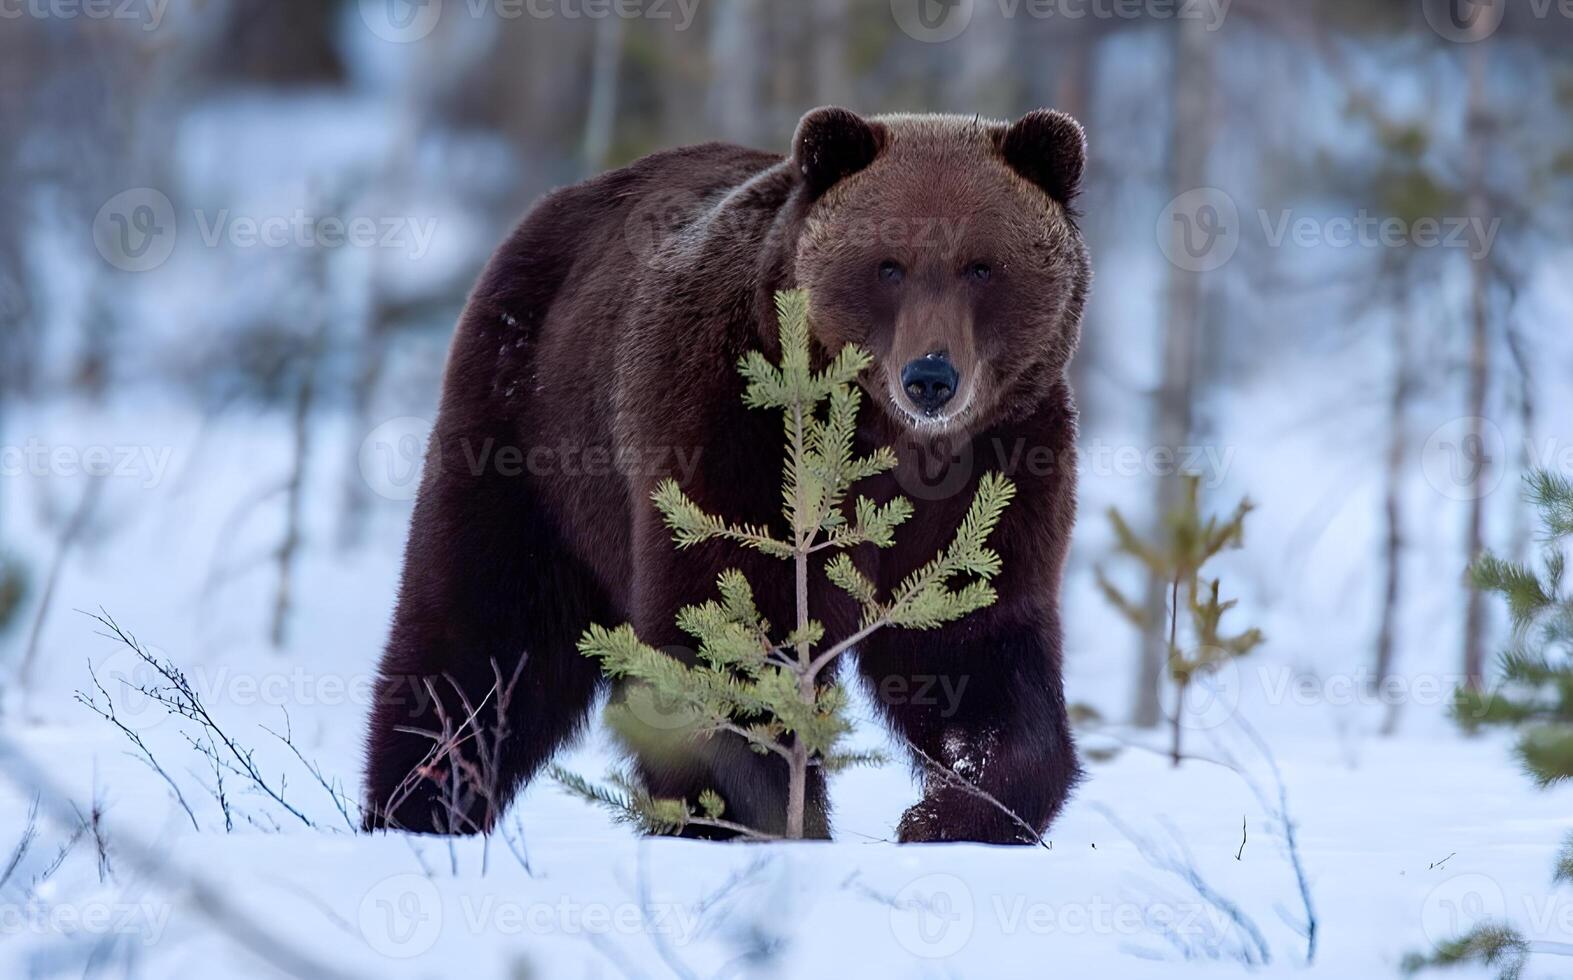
<box><xmin>900</xmin><ymin>353</ymin><xmax>960</xmax><ymax>415</ymax></box>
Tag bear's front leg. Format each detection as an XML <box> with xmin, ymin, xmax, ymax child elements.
<box><xmin>863</xmin><ymin>615</ymin><xmax>1080</xmax><ymax>845</ymax></box>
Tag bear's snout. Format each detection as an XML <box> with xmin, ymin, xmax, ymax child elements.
<box><xmin>899</xmin><ymin>352</ymin><xmax>960</xmax><ymax>415</ymax></box>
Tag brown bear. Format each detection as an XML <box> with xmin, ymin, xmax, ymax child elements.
<box><xmin>362</xmin><ymin>106</ymin><xmax>1088</xmax><ymax>844</ymax></box>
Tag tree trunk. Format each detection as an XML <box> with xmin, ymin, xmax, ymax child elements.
<box><xmin>582</xmin><ymin>13</ymin><xmax>625</xmax><ymax>172</ymax></box>
<box><xmin>707</xmin><ymin>0</ymin><xmax>767</xmax><ymax>145</ymax></box>
<box><xmin>810</xmin><ymin>0</ymin><xmax>852</xmax><ymax>107</ymax></box>
<box><xmin>1460</xmin><ymin>38</ymin><xmax>1492</xmax><ymax>692</ymax></box>
<box><xmin>1058</xmin><ymin>27</ymin><xmax>1097</xmax><ymax>423</ymax></box>
<box><xmin>1135</xmin><ymin>19</ymin><xmax>1214</xmax><ymax>728</ymax></box>
<box><xmin>1375</xmin><ymin>297</ymin><xmax>1411</xmax><ymax>735</ymax></box>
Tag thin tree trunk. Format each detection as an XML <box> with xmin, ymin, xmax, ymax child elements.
<box><xmin>1504</xmin><ymin>309</ymin><xmax>1535</xmax><ymax>562</ymax></box>
<box><xmin>272</xmin><ymin>212</ymin><xmax>330</xmax><ymax>651</ymax></box>
<box><xmin>337</xmin><ymin>315</ymin><xmax>388</xmax><ymax>552</ymax></box>
<box><xmin>1136</xmin><ymin>19</ymin><xmax>1214</xmax><ymax>728</ymax></box>
<box><xmin>18</xmin><ymin>476</ymin><xmax>103</xmax><ymax>716</ymax></box>
<box><xmin>1058</xmin><ymin>28</ymin><xmax>1097</xmax><ymax>422</ymax></box>
<box><xmin>1375</xmin><ymin>298</ymin><xmax>1412</xmax><ymax>735</ymax></box>
<box><xmin>272</xmin><ymin>351</ymin><xmax>316</xmax><ymax>651</ymax></box>
<box><xmin>1168</xmin><ymin>578</ymin><xmax>1183</xmax><ymax>765</ymax></box>
<box><xmin>810</xmin><ymin>0</ymin><xmax>851</xmax><ymax>107</ymax></box>
<box><xmin>707</xmin><ymin>0</ymin><xmax>766</xmax><ymax>145</ymax></box>
<box><xmin>582</xmin><ymin>13</ymin><xmax>624</xmax><ymax>172</ymax></box>
<box><xmin>1460</xmin><ymin>38</ymin><xmax>1492</xmax><ymax>692</ymax></box>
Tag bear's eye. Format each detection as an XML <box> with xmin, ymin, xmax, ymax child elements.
<box><xmin>966</xmin><ymin>262</ymin><xmax>993</xmax><ymax>283</ymax></box>
<box><xmin>878</xmin><ymin>260</ymin><xmax>905</xmax><ymax>284</ymax></box>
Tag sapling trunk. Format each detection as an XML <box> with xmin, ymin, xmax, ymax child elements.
<box><xmin>787</xmin><ymin>402</ymin><xmax>811</xmax><ymax>840</ymax></box>
<box><xmin>1170</xmin><ymin>680</ymin><xmax>1185</xmax><ymax>768</ymax></box>
<box><xmin>1168</xmin><ymin>576</ymin><xmax>1183</xmax><ymax>767</ymax></box>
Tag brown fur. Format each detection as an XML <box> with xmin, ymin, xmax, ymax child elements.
<box><xmin>363</xmin><ymin>107</ymin><xmax>1090</xmax><ymax>843</ymax></box>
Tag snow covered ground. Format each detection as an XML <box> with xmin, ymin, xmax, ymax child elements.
<box><xmin>1</xmin><ymin>395</ymin><xmax>1568</xmax><ymax>979</ymax></box>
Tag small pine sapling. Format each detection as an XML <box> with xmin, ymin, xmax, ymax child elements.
<box><xmin>554</xmin><ymin>289</ymin><xmax>1016</xmax><ymax>840</ymax></box>
<box><xmin>1097</xmin><ymin>474</ymin><xmax>1263</xmax><ymax>765</ymax></box>
<box><xmin>1408</xmin><ymin>472</ymin><xmax>1573</xmax><ymax>979</ymax></box>
<box><xmin>1453</xmin><ymin>470</ymin><xmax>1573</xmax><ymax>787</ymax></box>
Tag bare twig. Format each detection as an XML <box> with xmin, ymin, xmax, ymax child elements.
<box><xmin>0</xmin><ymin>795</ymin><xmax>39</xmax><ymax>891</ymax></box>
<box><xmin>1094</xmin><ymin>803</ymin><xmax>1272</xmax><ymax>966</ymax></box>
<box><xmin>76</xmin><ymin>662</ymin><xmax>200</xmax><ymax>832</ymax></box>
<box><xmin>187</xmin><ymin>731</ymin><xmax>234</xmax><ymax>832</ymax></box>
<box><xmin>84</xmin><ymin>610</ymin><xmax>314</xmax><ymax>828</ymax></box>
<box><xmin>262</xmin><ymin>710</ymin><xmax>360</xmax><ymax>832</ymax></box>
<box><xmin>1224</xmin><ymin>716</ymin><xmax>1318</xmax><ymax>965</ymax></box>
<box><xmin>501</xmin><ymin>815</ymin><xmax>536</xmax><ymax>878</ymax></box>
<box><xmin>71</xmin><ymin>774</ymin><xmax>114</xmax><ymax>883</ymax></box>
<box><xmin>0</xmin><ymin>735</ymin><xmax>363</xmax><ymax>980</ymax></box>
<box><xmin>903</xmin><ymin>738</ymin><xmax>1051</xmax><ymax>850</ymax></box>
<box><xmin>635</xmin><ymin>841</ymin><xmax>699</xmax><ymax>980</ymax></box>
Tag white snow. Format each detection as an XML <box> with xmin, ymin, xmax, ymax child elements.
<box><xmin>2</xmin><ymin>393</ymin><xmax>1568</xmax><ymax>979</ymax></box>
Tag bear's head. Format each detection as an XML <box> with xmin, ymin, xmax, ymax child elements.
<box><xmin>791</xmin><ymin>107</ymin><xmax>1089</xmax><ymax>438</ymax></box>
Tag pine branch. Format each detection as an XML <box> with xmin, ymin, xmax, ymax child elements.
<box><xmin>1515</xmin><ymin>725</ymin><xmax>1573</xmax><ymax>788</ymax></box>
<box><xmin>1401</xmin><ymin>923</ymin><xmax>1529</xmax><ymax>979</ymax></box>
<box><xmin>1528</xmin><ymin>469</ymin><xmax>1573</xmax><ymax>541</ymax></box>
<box><xmin>651</xmin><ymin>480</ymin><xmax>792</xmax><ymax>558</ymax></box>
<box><xmin>1555</xmin><ymin>831</ymin><xmax>1573</xmax><ymax>885</ymax></box>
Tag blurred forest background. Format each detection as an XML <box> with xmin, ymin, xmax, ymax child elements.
<box><xmin>1</xmin><ymin>0</ymin><xmax>1571</xmax><ymax>734</ymax></box>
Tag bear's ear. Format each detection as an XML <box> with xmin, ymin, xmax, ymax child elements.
<box><xmin>997</xmin><ymin>109</ymin><xmax>1086</xmax><ymax>206</ymax></box>
<box><xmin>792</xmin><ymin>107</ymin><xmax>884</xmax><ymax>199</ymax></box>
